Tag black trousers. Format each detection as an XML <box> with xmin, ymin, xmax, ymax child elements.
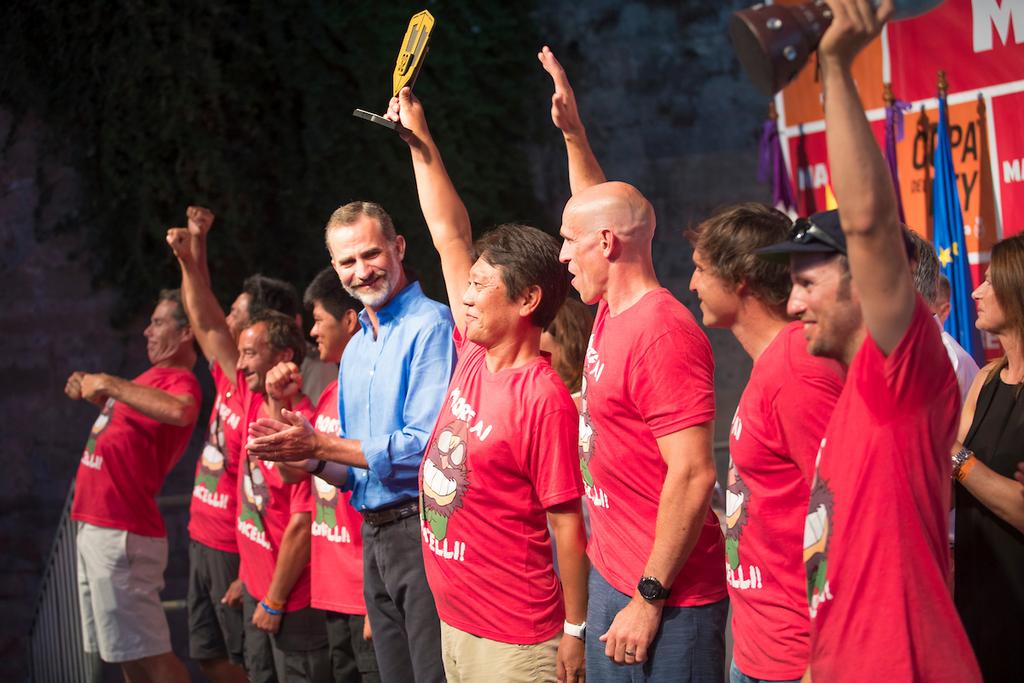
<box><xmin>242</xmin><ymin>590</ymin><xmax>331</xmax><ymax>683</ymax></box>
<box><xmin>361</xmin><ymin>514</ymin><xmax>444</xmax><ymax>683</ymax></box>
<box><xmin>324</xmin><ymin>610</ymin><xmax>380</xmax><ymax>683</ymax></box>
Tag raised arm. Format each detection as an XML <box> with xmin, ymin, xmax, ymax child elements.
<box><xmin>386</xmin><ymin>87</ymin><xmax>474</xmax><ymax>331</ymax></box>
<box><xmin>167</xmin><ymin>226</ymin><xmax>239</xmax><ymax>380</ymax></box>
<box><xmin>538</xmin><ymin>45</ymin><xmax>607</xmax><ymax>195</ymax></box>
<box><xmin>187</xmin><ymin>205</ymin><xmax>214</xmax><ymax>287</ymax></box>
<box><xmin>820</xmin><ymin>0</ymin><xmax>910</xmax><ymax>355</ymax></box>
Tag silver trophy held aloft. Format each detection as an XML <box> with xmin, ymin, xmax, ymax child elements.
<box><xmin>729</xmin><ymin>0</ymin><xmax>944</xmax><ymax>96</ymax></box>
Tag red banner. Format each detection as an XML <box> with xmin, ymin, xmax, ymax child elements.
<box><xmin>888</xmin><ymin>0</ymin><xmax>1024</xmax><ymax>102</ymax></box>
<box><xmin>776</xmin><ymin>0</ymin><xmax>1024</xmax><ymax>253</ymax></box>
<box><xmin>990</xmin><ymin>89</ymin><xmax>1024</xmax><ymax>237</ymax></box>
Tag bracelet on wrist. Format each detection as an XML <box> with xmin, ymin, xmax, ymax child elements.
<box><xmin>259</xmin><ymin>600</ymin><xmax>283</xmax><ymax>616</ymax></box>
<box><xmin>955</xmin><ymin>454</ymin><xmax>978</xmax><ymax>482</ymax></box>
<box><xmin>311</xmin><ymin>460</ymin><xmax>327</xmax><ymax>476</ymax></box>
<box><xmin>952</xmin><ymin>447</ymin><xmax>974</xmax><ymax>481</ymax></box>
<box><xmin>262</xmin><ymin>596</ymin><xmax>285</xmax><ymax>611</ymax></box>
<box><xmin>563</xmin><ymin>619</ymin><xmax>586</xmax><ymax>640</ymax></box>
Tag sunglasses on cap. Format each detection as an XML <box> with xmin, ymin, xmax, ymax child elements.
<box><xmin>790</xmin><ymin>217</ymin><xmax>846</xmax><ymax>255</ymax></box>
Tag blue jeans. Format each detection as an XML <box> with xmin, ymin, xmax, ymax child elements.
<box><xmin>586</xmin><ymin>568</ymin><xmax>727</xmax><ymax>682</ymax></box>
<box><xmin>730</xmin><ymin>659</ymin><xmax>802</xmax><ymax>683</ymax></box>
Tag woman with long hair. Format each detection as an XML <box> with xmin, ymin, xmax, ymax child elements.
<box><xmin>540</xmin><ymin>298</ymin><xmax>595</xmax><ymax>407</ymax></box>
<box><xmin>951</xmin><ymin>233</ymin><xmax>1024</xmax><ymax>682</ymax></box>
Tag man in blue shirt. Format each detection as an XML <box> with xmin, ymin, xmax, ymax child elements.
<box><xmin>248</xmin><ymin>201</ymin><xmax>455</xmax><ymax>682</ymax></box>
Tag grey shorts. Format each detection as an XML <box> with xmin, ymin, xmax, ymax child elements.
<box><xmin>76</xmin><ymin>522</ymin><xmax>172</xmax><ymax>663</ymax></box>
<box><xmin>187</xmin><ymin>540</ymin><xmax>244</xmax><ymax>664</ymax></box>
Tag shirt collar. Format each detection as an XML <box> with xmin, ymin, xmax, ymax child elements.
<box><xmin>358</xmin><ymin>281</ymin><xmax>422</xmax><ymax>329</ymax></box>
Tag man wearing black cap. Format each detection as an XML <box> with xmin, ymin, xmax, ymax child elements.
<box><xmin>753</xmin><ymin>2</ymin><xmax>980</xmax><ymax>681</ymax></box>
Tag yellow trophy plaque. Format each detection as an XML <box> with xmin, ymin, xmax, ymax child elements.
<box><xmin>353</xmin><ymin>10</ymin><xmax>435</xmax><ymax>132</ymax></box>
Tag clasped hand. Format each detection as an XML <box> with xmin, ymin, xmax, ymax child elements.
<box><xmin>247</xmin><ymin>409</ymin><xmax>316</xmax><ymax>462</ymax></box>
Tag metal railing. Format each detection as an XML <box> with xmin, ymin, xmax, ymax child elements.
<box><xmin>27</xmin><ymin>480</ymin><xmax>101</xmax><ymax>683</ymax></box>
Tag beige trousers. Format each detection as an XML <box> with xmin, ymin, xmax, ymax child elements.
<box><xmin>440</xmin><ymin>620</ymin><xmax>561</xmax><ymax>683</ymax></box>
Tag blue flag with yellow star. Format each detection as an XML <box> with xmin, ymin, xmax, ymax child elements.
<box><xmin>933</xmin><ymin>94</ymin><xmax>982</xmax><ymax>363</ymax></box>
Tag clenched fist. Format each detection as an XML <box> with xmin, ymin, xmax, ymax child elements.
<box><xmin>166</xmin><ymin>227</ymin><xmax>193</xmax><ymax>262</ymax></box>
<box><xmin>187</xmin><ymin>205</ymin><xmax>215</xmax><ymax>236</ymax></box>
<box><xmin>266</xmin><ymin>361</ymin><xmax>302</xmax><ymax>404</ymax></box>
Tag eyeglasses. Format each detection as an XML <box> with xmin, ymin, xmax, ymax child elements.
<box><xmin>790</xmin><ymin>218</ymin><xmax>846</xmax><ymax>254</ymax></box>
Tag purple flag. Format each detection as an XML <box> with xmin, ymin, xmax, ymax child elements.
<box><xmin>884</xmin><ymin>97</ymin><xmax>911</xmax><ymax>224</ymax></box>
<box><xmin>758</xmin><ymin>116</ymin><xmax>796</xmax><ymax>212</ymax></box>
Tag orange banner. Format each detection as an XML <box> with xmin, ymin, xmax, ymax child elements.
<box><xmin>895</xmin><ymin>98</ymin><xmax>999</xmax><ymax>254</ymax></box>
<box><xmin>777</xmin><ymin>0</ymin><xmax>885</xmax><ymax>126</ymax></box>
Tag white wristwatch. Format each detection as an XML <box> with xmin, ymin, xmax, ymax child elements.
<box><xmin>563</xmin><ymin>620</ymin><xmax>586</xmax><ymax>640</ymax></box>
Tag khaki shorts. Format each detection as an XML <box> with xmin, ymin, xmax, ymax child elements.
<box><xmin>440</xmin><ymin>620</ymin><xmax>560</xmax><ymax>683</ymax></box>
<box><xmin>76</xmin><ymin>522</ymin><xmax>172</xmax><ymax>663</ymax></box>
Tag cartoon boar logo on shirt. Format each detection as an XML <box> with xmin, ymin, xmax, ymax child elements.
<box><xmin>84</xmin><ymin>398</ymin><xmax>115</xmax><ymax>457</ymax></box>
<box><xmin>725</xmin><ymin>461</ymin><xmax>751</xmax><ymax>570</ymax></box>
<box><xmin>421</xmin><ymin>421</ymin><xmax>471</xmax><ymax>541</ymax></box>
<box><xmin>578</xmin><ymin>376</ymin><xmax>596</xmax><ymax>486</ymax></box>
<box><xmin>314</xmin><ymin>476</ymin><xmax>339</xmax><ymax>528</ymax></box>
<box><xmin>195</xmin><ymin>414</ymin><xmax>227</xmax><ymax>493</ymax></box>
<box><xmin>804</xmin><ymin>475</ymin><xmax>835</xmax><ymax>607</ymax></box>
<box><xmin>240</xmin><ymin>459</ymin><xmax>270</xmax><ymax>532</ymax></box>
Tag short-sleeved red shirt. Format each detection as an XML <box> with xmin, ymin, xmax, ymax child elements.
<box><xmin>727</xmin><ymin>322</ymin><xmax>844</xmax><ymax>680</ymax></box>
<box><xmin>235</xmin><ymin>377</ymin><xmax>316</xmax><ymax>612</ymax></box>
<box><xmin>806</xmin><ymin>298</ymin><xmax>980</xmax><ymax>681</ymax></box>
<box><xmin>72</xmin><ymin>366</ymin><xmax>201</xmax><ymax>537</ymax></box>
<box><xmin>420</xmin><ymin>331</ymin><xmax>583</xmax><ymax>643</ymax></box>
<box><xmin>188</xmin><ymin>363</ymin><xmax>246</xmax><ymax>553</ymax></box>
<box><xmin>309</xmin><ymin>380</ymin><xmax>366</xmax><ymax>615</ymax></box>
<box><xmin>582</xmin><ymin>289</ymin><xmax>725</xmax><ymax>607</ymax></box>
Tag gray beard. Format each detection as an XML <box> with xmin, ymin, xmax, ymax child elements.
<box><xmin>344</xmin><ymin>276</ymin><xmax>393</xmax><ymax>310</ymax></box>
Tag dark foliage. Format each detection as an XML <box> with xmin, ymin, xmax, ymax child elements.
<box><xmin>1</xmin><ymin>1</ymin><xmax>545</xmax><ymax>319</ymax></box>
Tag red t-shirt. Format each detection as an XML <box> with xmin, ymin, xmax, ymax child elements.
<box><xmin>235</xmin><ymin>379</ymin><xmax>316</xmax><ymax>613</ymax></box>
<box><xmin>72</xmin><ymin>366</ymin><xmax>201</xmax><ymax>537</ymax></box>
<box><xmin>806</xmin><ymin>297</ymin><xmax>980</xmax><ymax>681</ymax></box>
<box><xmin>420</xmin><ymin>330</ymin><xmax>583</xmax><ymax>644</ymax></box>
<box><xmin>727</xmin><ymin>322</ymin><xmax>845</xmax><ymax>680</ymax></box>
<box><xmin>188</xmin><ymin>363</ymin><xmax>246</xmax><ymax>553</ymax></box>
<box><xmin>581</xmin><ymin>289</ymin><xmax>725</xmax><ymax>607</ymax></box>
<box><xmin>309</xmin><ymin>380</ymin><xmax>366</xmax><ymax>615</ymax></box>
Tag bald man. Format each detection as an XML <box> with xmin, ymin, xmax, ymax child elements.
<box><xmin>544</xmin><ymin>47</ymin><xmax>727</xmax><ymax>682</ymax></box>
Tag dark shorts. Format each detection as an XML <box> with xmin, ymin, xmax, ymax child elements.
<box><xmin>242</xmin><ymin>590</ymin><xmax>330</xmax><ymax>683</ymax></box>
<box><xmin>187</xmin><ymin>540</ymin><xmax>244</xmax><ymax>664</ymax></box>
<box><xmin>325</xmin><ymin>610</ymin><xmax>380</xmax><ymax>683</ymax></box>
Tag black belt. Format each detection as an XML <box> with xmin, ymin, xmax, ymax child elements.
<box><xmin>361</xmin><ymin>500</ymin><xmax>419</xmax><ymax>527</ymax></box>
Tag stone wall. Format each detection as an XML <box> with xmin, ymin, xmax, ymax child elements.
<box><xmin>529</xmin><ymin>0</ymin><xmax>768</xmax><ymax>455</ymax></box>
<box><xmin>0</xmin><ymin>109</ymin><xmax>205</xmax><ymax>679</ymax></box>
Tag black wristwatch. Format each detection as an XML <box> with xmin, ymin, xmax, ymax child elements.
<box><xmin>637</xmin><ymin>576</ymin><xmax>670</xmax><ymax>601</ymax></box>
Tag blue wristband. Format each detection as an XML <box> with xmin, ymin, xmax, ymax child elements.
<box><xmin>259</xmin><ymin>600</ymin><xmax>283</xmax><ymax>616</ymax></box>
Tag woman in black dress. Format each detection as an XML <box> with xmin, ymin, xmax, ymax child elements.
<box><xmin>952</xmin><ymin>234</ymin><xmax>1024</xmax><ymax>682</ymax></box>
